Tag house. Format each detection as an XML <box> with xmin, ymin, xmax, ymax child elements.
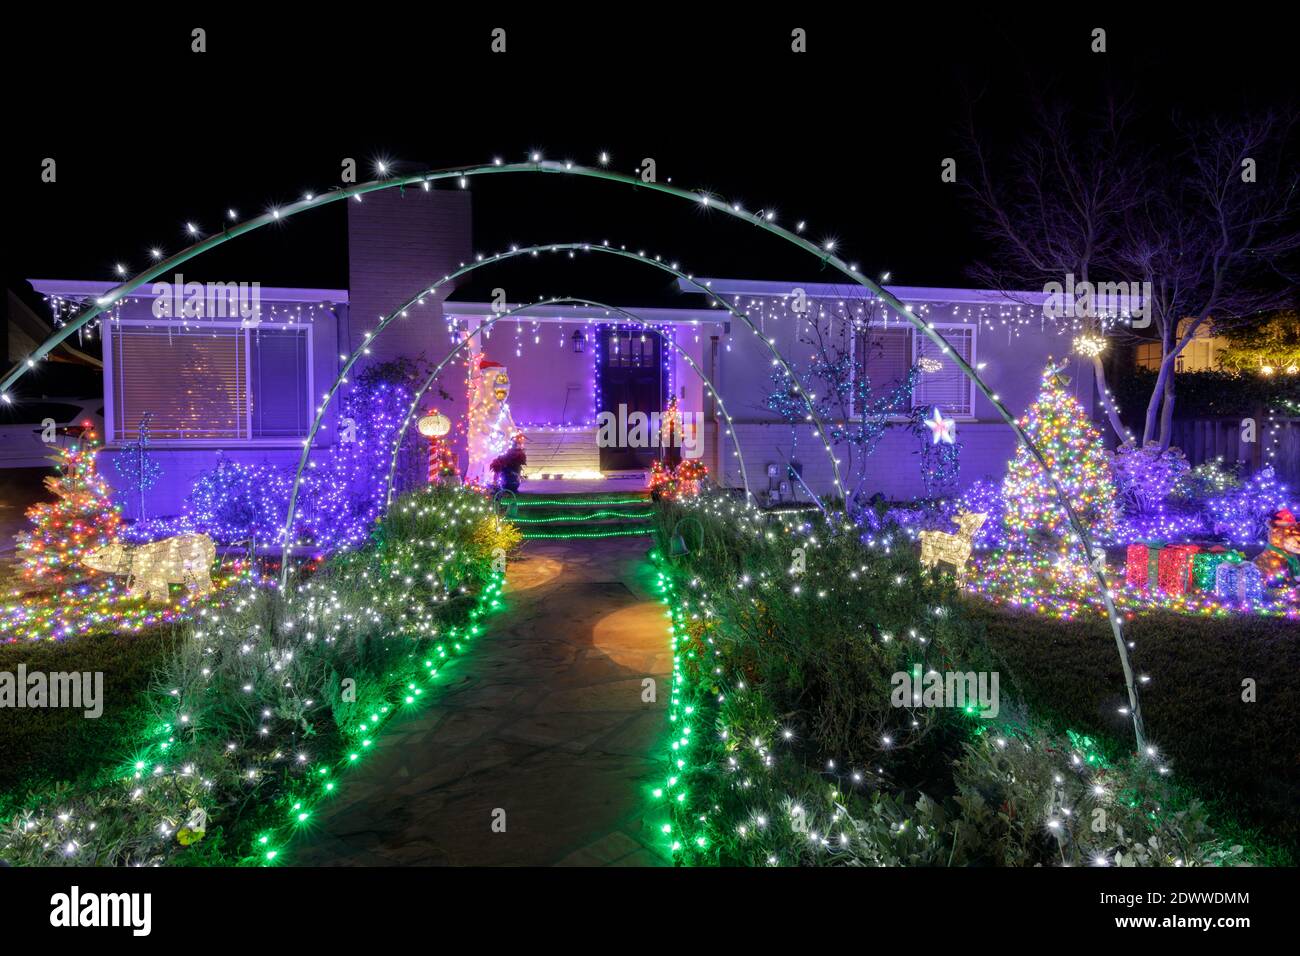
<box><xmin>1133</xmin><ymin>318</ymin><xmax>1229</xmax><ymax>373</ymax></box>
<box><xmin>23</xmin><ymin>188</ymin><xmax>1096</xmax><ymax>514</ymax></box>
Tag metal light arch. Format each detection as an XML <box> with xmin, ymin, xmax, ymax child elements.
<box><xmin>379</xmin><ymin>296</ymin><xmax>752</xmax><ymax>507</ymax></box>
<box><xmin>278</xmin><ymin>242</ymin><xmax>831</xmax><ymax>584</ymax></box>
<box><xmin>1</xmin><ymin>159</ymin><xmax>1143</xmax><ymax>748</ymax></box>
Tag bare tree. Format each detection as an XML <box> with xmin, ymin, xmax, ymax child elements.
<box><xmin>964</xmin><ymin>98</ymin><xmax>1298</xmax><ymax>451</ymax></box>
<box><xmin>1117</xmin><ymin>111</ymin><xmax>1300</xmax><ymax>448</ymax></box>
<box><xmin>963</xmin><ymin>93</ymin><xmax>1146</xmax><ymax>442</ymax></box>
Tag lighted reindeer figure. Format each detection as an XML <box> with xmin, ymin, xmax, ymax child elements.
<box><xmin>918</xmin><ymin>512</ymin><xmax>987</xmax><ymax>586</ymax></box>
<box><xmin>83</xmin><ymin>533</ymin><xmax>216</xmax><ymax>603</ymax></box>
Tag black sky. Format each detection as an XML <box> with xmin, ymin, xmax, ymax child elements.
<box><xmin>3</xmin><ymin>9</ymin><xmax>1295</xmax><ymax>315</ymax></box>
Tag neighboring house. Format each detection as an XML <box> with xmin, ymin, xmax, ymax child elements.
<box><xmin>21</xmin><ymin>189</ymin><xmax>1095</xmax><ymax>511</ymax></box>
<box><xmin>1133</xmin><ymin>318</ymin><xmax>1229</xmax><ymax>373</ymax></box>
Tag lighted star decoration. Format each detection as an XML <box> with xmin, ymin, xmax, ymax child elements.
<box><xmin>925</xmin><ymin>406</ymin><xmax>957</xmax><ymax>444</ymax></box>
<box><xmin>1073</xmin><ymin>333</ymin><xmax>1107</xmax><ymax>358</ymax></box>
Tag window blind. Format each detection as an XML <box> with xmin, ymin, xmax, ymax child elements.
<box><xmin>112</xmin><ymin>325</ymin><xmax>247</xmax><ymax>439</ymax></box>
<box><xmin>913</xmin><ymin>326</ymin><xmax>974</xmax><ymax>416</ymax></box>
<box><xmin>856</xmin><ymin>327</ymin><xmax>911</xmax><ymax>412</ymax></box>
<box><xmin>110</xmin><ymin>322</ymin><xmax>309</xmax><ymax>442</ymax></box>
<box><xmin>854</xmin><ymin>324</ymin><xmax>977</xmax><ymax>417</ymax></box>
<box><xmin>250</xmin><ymin>327</ymin><xmax>309</xmax><ymax>437</ymax></box>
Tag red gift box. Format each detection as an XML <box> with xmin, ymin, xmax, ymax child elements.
<box><xmin>1156</xmin><ymin>543</ymin><xmax>1201</xmax><ymax>595</ymax></box>
<box><xmin>1126</xmin><ymin>542</ymin><xmax>1161</xmax><ymax>590</ymax></box>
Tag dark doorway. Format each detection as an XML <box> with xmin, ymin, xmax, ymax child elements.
<box><xmin>598</xmin><ymin>327</ymin><xmax>665</xmax><ymax>471</ymax></box>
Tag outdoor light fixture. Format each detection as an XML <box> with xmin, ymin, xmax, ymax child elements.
<box><xmin>571</xmin><ymin>329</ymin><xmax>586</xmax><ymax>353</ymax></box>
<box><xmin>668</xmin><ymin>516</ymin><xmax>703</xmax><ymax>559</ymax></box>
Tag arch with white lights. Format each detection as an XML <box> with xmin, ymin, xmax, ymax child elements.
<box><xmin>380</xmin><ymin>296</ymin><xmax>752</xmax><ymax>506</ymax></box>
<box><xmin>279</xmin><ymin>242</ymin><xmax>815</xmax><ymax>581</ymax></box>
<box><xmin>1</xmin><ymin>159</ymin><xmax>1144</xmax><ymax>747</ymax></box>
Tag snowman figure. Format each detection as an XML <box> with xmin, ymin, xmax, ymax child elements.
<box><xmin>466</xmin><ymin>357</ymin><xmax>518</xmax><ymax>485</ymax></box>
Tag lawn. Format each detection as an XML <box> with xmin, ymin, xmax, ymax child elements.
<box><xmin>964</xmin><ymin>599</ymin><xmax>1300</xmax><ymax>861</ymax></box>
<box><xmin>0</xmin><ymin>625</ymin><xmax>179</xmax><ymax>804</ymax></box>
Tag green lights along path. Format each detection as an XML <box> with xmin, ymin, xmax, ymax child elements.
<box><xmin>381</xmin><ymin>295</ymin><xmax>753</xmax><ymax>508</ymax></box>
<box><xmin>289</xmin><ymin>536</ymin><xmax>672</xmax><ymax>866</ymax></box>
<box><xmin>3</xmin><ymin>157</ymin><xmax>1143</xmax><ymax>747</ymax></box>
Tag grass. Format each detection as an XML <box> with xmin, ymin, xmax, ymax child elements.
<box><xmin>0</xmin><ymin>627</ymin><xmax>179</xmax><ymax>807</ymax></box>
<box><xmin>964</xmin><ymin>599</ymin><xmax>1300</xmax><ymax>862</ymax></box>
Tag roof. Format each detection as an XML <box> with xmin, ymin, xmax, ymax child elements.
<box><xmin>27</xmin><ymin>279</ymin><xmax>349</xmax><ymax>304</ymax></box>
<box><xmin>443</xmin><ymin>300</ymin><xmax>724</xmax><ymax>325</ymax></box>
<box><xmin>678</xmin><ymin>277</ymin><xmax>1051</xmax><ymax>306</ymax></box>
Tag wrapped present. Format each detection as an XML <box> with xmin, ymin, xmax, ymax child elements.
<box><xmin>1190</xmin><ymin>547</ymin><xmax>1245</xmax><ymax>591</ymax></box>
<box><xmin>1125</xmin><ymin>541</ymin><xmax>1165</xmax><ymax>590</ymax></box>
<box><xmin>1215</xmin><ymin>560</ymin><xmax>1264</xmax><ymax>603</ymax></box>
<box><xmin>1157</xmin><ymin>543</ymin><xmax>1201</xmax><ymax>595</ymax></box>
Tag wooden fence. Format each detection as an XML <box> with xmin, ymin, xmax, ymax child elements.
<box><xmin>1168</xmin><ymin>415</ymin><xmax>1299</xmax><ymax>485</ymax></box>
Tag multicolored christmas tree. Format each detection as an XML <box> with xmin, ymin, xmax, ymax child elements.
<box><xmin>18</xmin><ymin>442</ymin><xmax>123</xmax><ymax>585</ymax></box>
<box><xmin>1001</xmin><ymin>361</ymin><xmax>1118</xmax><ymax>551</ymax></box>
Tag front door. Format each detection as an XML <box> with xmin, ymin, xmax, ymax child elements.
<box><xmin>598</xmin><ymin>328</ymin><xmax>664</xmax><ymax>471</ymax></box>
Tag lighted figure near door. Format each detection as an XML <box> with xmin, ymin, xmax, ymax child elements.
<box><xmin>466</xmin><ymin>357</ymin><xmax>517</xmax><ymax>485</ymax></box>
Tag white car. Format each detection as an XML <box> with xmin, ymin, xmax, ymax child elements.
<box><xmin>0</xmin><ymin>397</ymin><xmax>105</xmax><ymax>468</ymax></box>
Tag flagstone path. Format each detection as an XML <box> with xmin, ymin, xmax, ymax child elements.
<box><xmin>291</xmin><ymin>536</ymin><xmax>673</xmax><ymax>867</ymax></box>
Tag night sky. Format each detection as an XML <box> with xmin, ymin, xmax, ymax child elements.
<box><xmin>3</xmin><ymin>11</ymin><xmax>1294</xmax><ymax>320</ymax></box>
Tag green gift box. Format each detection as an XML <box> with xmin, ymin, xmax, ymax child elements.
<box><xmin>1191</xmin><ymin>548</ymin><xmax>1244</xmax><ymax>591</ymax></box>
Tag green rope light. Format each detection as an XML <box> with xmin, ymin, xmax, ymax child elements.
<box><xmin>1</xmin><ymin>158</ymin><xmax>1142</xmax><ymax>749</ymax></box>
<box><xmin>512</xmin><ymin>509</ymin><xmax>651</xmax><ymax>524</ymax></box>
<box><xmin>521</xmin><ymin>527</ymin><xmax>655</xmax><ymax>540</ymax></box>
<box><xmin>381</xmin><ymin>294</ymin><xmax>753</xmax><ymax>506</ymax></box>
<box><xmin>515</xmin><ymin>497</ymin><xmax>649</xmax><ymax>507</ymax></box>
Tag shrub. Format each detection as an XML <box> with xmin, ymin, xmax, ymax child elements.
<box><xmin>1111</xmin><ymin>442</ymin><xmax>1190</xmax><ymax>515</ymax></box>
<box><xmin>656</xmin><ymin>490</ymin><xmax>1263</xmax><ymax>866</ymax></box>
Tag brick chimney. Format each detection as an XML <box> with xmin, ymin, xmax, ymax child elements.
<box><xmin>347</xmin><ymin>186</ymin><xmax>473</xmax><ymax>478</ymax></box>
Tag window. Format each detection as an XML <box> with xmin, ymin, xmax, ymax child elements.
<box><xmin>855</xmin><ymin>326</ymin><xmax>912</xmax><ymax>413</ymax></box>
<box><xmin>250</xmin><ymin>327</ymin><xmax>311</xmax><ymax>437</ymax></box>
<box><xmin>912</xmin><ymin>325</ymin><xmax>974</xmax><ymax>416</ymax></box>
<box><xmin>854</xmin><ymin>322</ymin><xmax>976</xmax><ymax>417</ymax></box>
<box><xmin>107</xmin><ymin>321</ymin><xmax>311</xmax><ymax>442</ymax></box>
<box><xmin>606</xmin><ymin>330</ymin><xmax>658</xmax><ymax>367</ymax></box>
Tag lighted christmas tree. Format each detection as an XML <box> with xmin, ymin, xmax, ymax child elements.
<box><xmin>18</xmin><ymin>442</ymin><xmax>123</xmax><ymax>585</ymax></box>
<box><xmin>1001</xmin><ymin>361</ymin><xmax>1118</xmax><ymax>552</ymax></box>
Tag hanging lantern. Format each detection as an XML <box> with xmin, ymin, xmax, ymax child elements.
<box><xmin>418</xmin><ymin>410</ymin><xmax>451</xmax><ymax>438</ymax></box>
<box><xmin>572</xmin><ymin>329</ymin><xmax>586</xmax><ymax>353</ymax></box>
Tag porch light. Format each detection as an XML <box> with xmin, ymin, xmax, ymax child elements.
<box><xmin>572</xmin><ymin>330</ymin><xmax>586</xmax><ymax>353</ymax></box>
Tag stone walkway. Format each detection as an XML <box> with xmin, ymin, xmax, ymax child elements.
<box><xmin>291</xmin><ymin>536</ymin><xmax>673</xmax><ymax>866</ymax></box>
